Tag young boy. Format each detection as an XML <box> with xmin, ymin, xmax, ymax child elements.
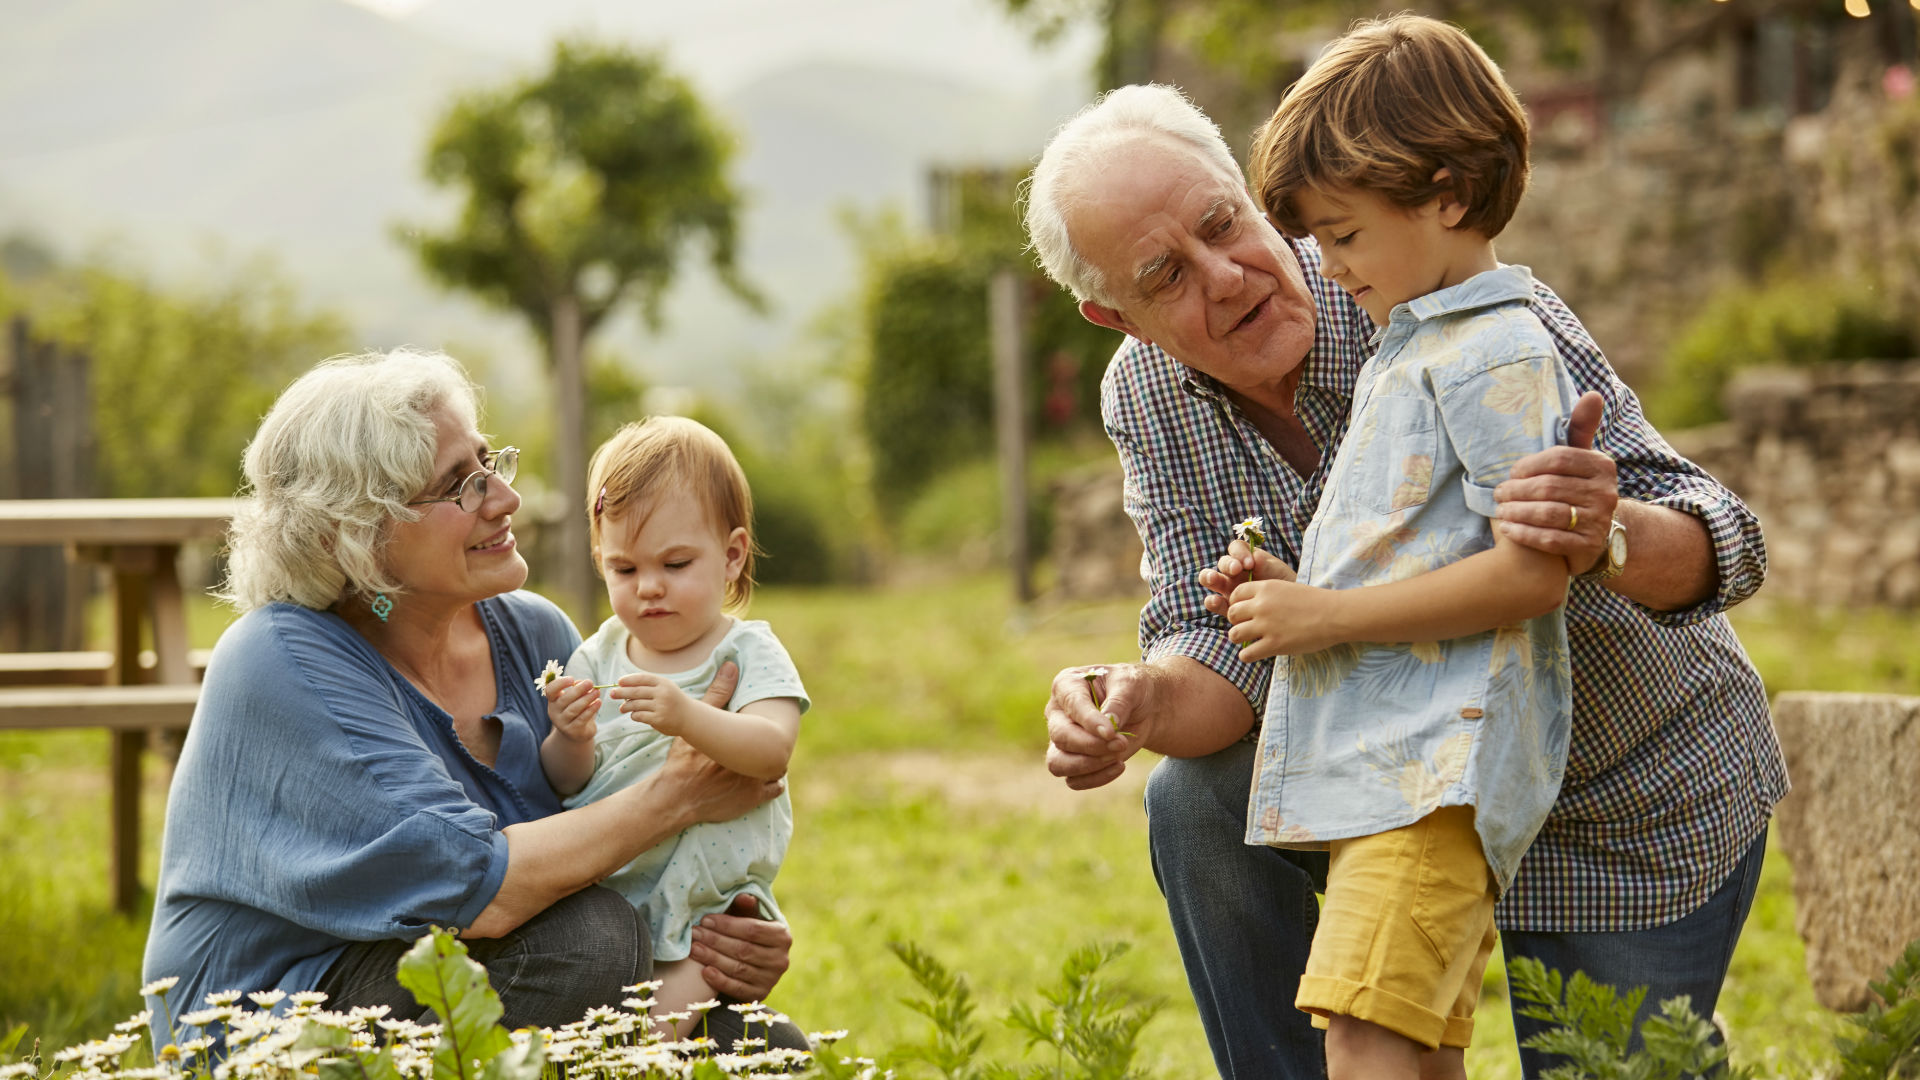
<box><xmin>1220</xmin><ymin>15</ymin><xmax>1580</xmax><ymax>1080</ymax></box>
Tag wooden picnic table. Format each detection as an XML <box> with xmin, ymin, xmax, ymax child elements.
<box><xmin>0</xmin><ymin>497</ymin><xmax>236</xmax><ymax>911</ymax></box>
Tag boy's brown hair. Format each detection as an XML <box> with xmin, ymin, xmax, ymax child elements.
<box><xmin>587</xmin><ymin>415</ymin><xmax>757</xmax><ymax>609</ymax></box>
<box><xmin>1251</xmin><ymin>13</ymin><xmax>1530</xmax><ymax>240</ymax></box>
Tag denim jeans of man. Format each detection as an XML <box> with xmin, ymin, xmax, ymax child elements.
<box><xmin>1145</xmin><ymin>741</ymin><xmax>1767</xmax><ymax>1079</ymax></box>
<box><xmin>316</xmin><ymin>885</ymin><xmax>810</xmax><ymax>1050</ymax></box>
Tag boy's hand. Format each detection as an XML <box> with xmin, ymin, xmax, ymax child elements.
<box><xmin>614</xmin><ymin>672</ymin><xmax>695</xmax><ymax>735</ymax></box>
<box><xmin>1199</xmin><ymin>539</ymin><xmax>1297</xmax><ymax>617</ymax></box>
<box><xmin>1226</xmin><ymin>578</ymin><xmax>1338</xmax><ymax>661</ymax></box>
<box><xmin>544</xmin><ymin>676</ymin><xmax>601</xmax><ymax>744</ymax></box>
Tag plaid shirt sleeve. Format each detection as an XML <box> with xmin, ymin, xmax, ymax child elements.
<box><xmin>1529</xmin><ymin>282</ymin><xmax>1767</xmax><ymax>625</ymax></box>
<box><xmin>1101</xmin><ymin>344</ymin><xmax>1275</xmax><ymax>712</ymax></box>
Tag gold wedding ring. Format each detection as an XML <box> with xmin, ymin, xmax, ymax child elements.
<box><xmin>1568</xmin><ymin>505</ymin><xmax>1579</xmax><ymax>531</ymax></box>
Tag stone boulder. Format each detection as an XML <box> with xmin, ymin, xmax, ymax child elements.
<box><xmin>1770</xmin><ymin>691</ymin><xmax>1920</xmax><ymax>1011</ymax></box>
<box><xmin>1047</xmin><ymin>464</ymin><xmax>1145</xmax><ymax>603</ymax></box>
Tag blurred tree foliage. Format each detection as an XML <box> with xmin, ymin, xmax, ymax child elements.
<box><xmin>1651</xmin><ymin>271</ymin><xmax>1915</xmax><ymax>429</ymax></box>
<box><xmin>398</xmin><ymin>37</ymin><xmax>758</xmax><ymax>618</ymax></box>
<box><xmin>1</xmin><ymin>256</ymin><xmax>347</xmax><ymax>498</ymax></box>
<box><xmin>851</xmin><ymin>174</ymin><xmax>1122</xmax><ymax>517</ymax></box>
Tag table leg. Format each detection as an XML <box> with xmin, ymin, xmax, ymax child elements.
<box><xmin>110</xmin><ymin>557</ymin><xmax>153</xmax><ymax>915</ymax></box>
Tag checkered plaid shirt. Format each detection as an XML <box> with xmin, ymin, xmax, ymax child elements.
<box><xmin>1104</xmin><ymin>235</ymin><xmax>1789</xmax><ymax>931</ymax></box>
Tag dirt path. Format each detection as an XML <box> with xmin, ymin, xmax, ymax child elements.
<box><xmin>799</xmin><ymin>747</ymin><xmax>1154</xmax><ymax>820</ymax></box>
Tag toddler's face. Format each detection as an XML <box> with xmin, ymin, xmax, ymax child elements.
<box><xmin>597</xmin><ymin>490</ymin><xmax>747</xmax><ymax>667</ymax></box>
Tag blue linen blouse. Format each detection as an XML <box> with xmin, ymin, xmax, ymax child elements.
<box><xmin>141</xmin><ymin>590</ymin><xmax>578</xmax><ymax>1022</ymax></box>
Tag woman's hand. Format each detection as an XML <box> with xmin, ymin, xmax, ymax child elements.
<box><xmin>654</xmin><ymin>726</ymin><xmax>783</xmax><ymax>830</ymax></box>
<box><xmin>689</xmin><ymin>894</ymin><xmax>792</xmax><ymax>1001</ymax></box>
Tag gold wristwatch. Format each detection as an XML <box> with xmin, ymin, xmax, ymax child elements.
<box><xmin>1584</xmin><ymin>516</ymin><xmax>1628</xmax><ymax>580</ymax></box>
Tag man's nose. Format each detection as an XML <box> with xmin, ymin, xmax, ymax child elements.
<box><xmin>1198</xmin><ymin>247</ymin><xmax>1245</xmax><ymax>301</ymax></box>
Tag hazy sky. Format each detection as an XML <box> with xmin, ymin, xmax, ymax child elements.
<box><xmin>351</xmin><ymin>0</ymin><xmax>1097</xmax><ymax>98</ymax></box>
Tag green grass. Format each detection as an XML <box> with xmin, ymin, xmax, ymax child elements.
<box><xmin>1</xmin><ymin>581</ymin><xmax>1904</xmax><ymax>1075</ymax></box>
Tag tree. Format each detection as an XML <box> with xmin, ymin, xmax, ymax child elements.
<box><xmin>400</xmin><ymin>38</ymin><xmax>759</xmax><ymax>622</ymax></box>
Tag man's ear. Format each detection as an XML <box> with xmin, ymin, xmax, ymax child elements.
<box><xmin>1080</xmin><ymin>299</ymin><xmax>1149</xmax><ymax>343</ymax></box>
<box><xmin>1430</xmin><ymin>166</ymin><xmax>1470</xmax><ymax>229</ymax></box>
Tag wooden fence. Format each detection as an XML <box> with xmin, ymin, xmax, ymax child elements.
<box><xmin>0</xmin><ymin>316</ymin><xmax>94</xmax><ymax>650</ymax></box>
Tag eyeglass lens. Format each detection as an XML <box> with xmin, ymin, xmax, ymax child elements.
<box><xmin>456</xmin><ymin>447</ymin><xmax>518</xmax><ymax>512</ymax></box>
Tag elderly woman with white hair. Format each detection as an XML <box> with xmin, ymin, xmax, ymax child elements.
<box><xmin>142</xmin><ymin>349</ymin><xmax>806</xmax><ymax>1047</ymax></box>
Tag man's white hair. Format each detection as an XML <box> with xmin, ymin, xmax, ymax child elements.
<box><xmin>219</xmin><ymin>348</ymin><xmax>481</xmax><ymax>613</ymax></box>
<box><xmin>1022</xmin><ymin>83</ymin><xmax>1245</xmax><ymax>306</ymax></box>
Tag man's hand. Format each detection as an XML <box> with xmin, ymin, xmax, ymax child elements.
<box><xmin>1226</xmin><ymin>578</ymin><xmax>1339</xmax><ymax>660</ymax></box>
<box><xmin>1199</xmin><ymin>539</ymin><xmax>1297</xmax><ymax>617</ymax></box>
<box><xmin>1044</xmin><ymin>663</ymin><xmax>1154</xmax><ymax>790</ymax></box>
<box><xmin>1495</xmin><ymin>390</ymin><xmax>1614</xmax><ymax>575</ymax></box>
<box><xmin>690</xmin><ymin>894</ymin><xmax>791</xmax><ymax>1001</ymax></box>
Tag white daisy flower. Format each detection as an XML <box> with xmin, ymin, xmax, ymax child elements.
<box><xmin>139</xmin><ymin>977</ymin><xmax>179</xmax><ymax>997</ymax></box>
<box><xmin>246</xmin><ymin>990</ymin><xmax>285</xmax><ymax>1009</ymax></box>
<box><xmin>534</xmin><ymin>659</ymin><xmax>565</xmax><ymax>695</ymax></box>
<box><xmin>1232</xmin><ymin>516</ymin><xmax>1267</xmax><ymax>549</ymax></box>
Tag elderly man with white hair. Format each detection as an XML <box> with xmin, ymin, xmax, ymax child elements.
<box><xmin>1028</xmin><ymin>84</ymin><xmax>1786</xmax><ymax>1079</ymax></box>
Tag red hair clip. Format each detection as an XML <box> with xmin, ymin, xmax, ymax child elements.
<box><xmin>594</xmin><ymin>486</ymin><xmax>606</xmax><ymax>516</ymax></box>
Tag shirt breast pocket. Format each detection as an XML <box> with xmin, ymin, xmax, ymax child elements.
<box><xmin>1349</xmin><ymin>395</ymin><xmax>1439</xmax><ymax>516</ymax></box>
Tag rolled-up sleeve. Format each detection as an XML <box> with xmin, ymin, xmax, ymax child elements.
<box><xmin>1105</xmin><ymin>365</ymin><xmax>1274</xmax><ymax>712</ymax></box>
<box><xmin>1530</xmin><ymin>285</ymin><xmax>1767</xmax><ymax>625</ymax></box>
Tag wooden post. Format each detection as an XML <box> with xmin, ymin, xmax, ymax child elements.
<box><xmin>990</xmin><ymin>269</ymin><xmax>1033</xmax><ymax>605</ymax></box>
<box><xmin>550</xmin><ymin>294</ymin><xmax>594</xmax><ymax>628</ymax></box>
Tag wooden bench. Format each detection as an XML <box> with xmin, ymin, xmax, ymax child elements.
<box><xmin>0</xmin><ymin>683</ymin><xmax>201</xmax><ymax>909</ymax></box>
<box><xmin>0</xmin><ymin>684</ymin><xmax>200</xmax><ymax>730</ymax></box>
<box><xmin>0</xmin><ymin>649</ymin><xmax>212</xmax><ymax>687</ymax></box>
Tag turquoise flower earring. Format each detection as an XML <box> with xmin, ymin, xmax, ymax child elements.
<box><xmin>370</xmin><ymin>593</ymin><xmax>394</xmax><ymax>623</ymax></box>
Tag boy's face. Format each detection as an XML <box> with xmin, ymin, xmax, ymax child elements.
<box><xmin>597</xmin><ymin>489</ymin><xmax>748</xmax><ymax>666</ymax></box>
<box><xmin>1289</xmin><ymin>185</ymin><xmax>1491</xmax><ymax>326</ymax></box>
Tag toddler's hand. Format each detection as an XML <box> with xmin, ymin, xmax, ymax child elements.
<box><xmin>545</xmin><ymin>676</ymin><xmax>601</xmax><ymax>744</ymax></box>
<box><xmin>614</xmin><ymin>672</ymin><xmax>693</xmax><ymax>735</ymax></box>
<box><xmin>1225</xmin><ymin>578</ymin><xmax>1334</xmax><ymax>661</ymax></box>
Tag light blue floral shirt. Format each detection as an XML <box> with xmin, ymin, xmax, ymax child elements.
<box><xmin>1245</xmin><ymin>265</ymin><xmax>1577</xmax><ymax>894</ymax></box>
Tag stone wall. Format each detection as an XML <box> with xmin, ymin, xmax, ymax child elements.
<box><xmin>1669</xmin><ymin>362</ymin><xmax>1920</xmax><ymax>609</ymax></box>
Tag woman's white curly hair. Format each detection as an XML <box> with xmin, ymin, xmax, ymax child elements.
<box><xmin>218</xmin><ymin>348</ymin><xmax>479</xmax><ymax>613</ymax></box>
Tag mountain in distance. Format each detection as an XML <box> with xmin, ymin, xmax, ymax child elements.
<box><xmin>0</xmin><ymin>0</ymin><xmax>1091</xmax><ymax>396</ymax></box>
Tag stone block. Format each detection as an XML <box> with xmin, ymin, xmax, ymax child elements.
<box><xmin>1771</xmin><ymin>692</ymin><xmax>1920</xmax><ymax>1011</ymax></box>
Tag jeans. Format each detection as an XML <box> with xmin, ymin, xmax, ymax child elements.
<box><xmin>316</xmin><ymin>885</ymin><xmax>810</xmax><ymax>1051</ymax></box>
<box><xmin>1144</xmin><ymin>741</ymin><xmax>1767</xmax><ymax>1080</ymax></box>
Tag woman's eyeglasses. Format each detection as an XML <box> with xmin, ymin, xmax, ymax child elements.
<box><xmin>408</xmin><ymin>447</ymin><xmax>519</xmax><ymax>513</ymax></box>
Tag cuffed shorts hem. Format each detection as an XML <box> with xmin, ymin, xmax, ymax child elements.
<box><xmin>1297</xmin><ymin>974</ymin><xmax>1473</xmax><ymax>1049</ymax></box>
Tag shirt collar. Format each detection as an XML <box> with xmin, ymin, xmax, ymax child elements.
<box><xmin>1395</xmin><ymin>264</ymin><xmax>1536</xmax><ymax>325</ymax></box>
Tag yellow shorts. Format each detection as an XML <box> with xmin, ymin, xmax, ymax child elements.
<box><xmin>1295</xmin><ymin>804</ymin><xmax>1498</xmax><ymax>1050</ymax></box>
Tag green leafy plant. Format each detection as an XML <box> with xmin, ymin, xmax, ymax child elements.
<box><xmin>887</xmin><ymin>940</ymin><xmax>1161</xmax><ymax>1080</ymax></box>
<box><xmin>1833</xmin><ymin>940</ymin><xmax>1920</xmax><ymax>1080</ymax></box>
<box><xmin>1507</xmin><ymin>955</ymin><xmax>1748</xmax><ymax>1080</ymax></box>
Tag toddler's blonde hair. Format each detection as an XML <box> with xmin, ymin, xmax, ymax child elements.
<box><xmin>586</xmin><ymin>416</ymin><xmax>756</xmax><ymax>609</ymax></box>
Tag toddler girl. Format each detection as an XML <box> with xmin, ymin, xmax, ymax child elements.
<box><xmin>539</xmin><ymin>416</ymin><xmax>807</xmax><ymax>1037</ymax></box>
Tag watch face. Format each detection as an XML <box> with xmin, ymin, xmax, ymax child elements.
<box><xmin>1608</xmin><ymin>526</ymin><xmax>1629</xmax><ymax>566</ymax></box>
